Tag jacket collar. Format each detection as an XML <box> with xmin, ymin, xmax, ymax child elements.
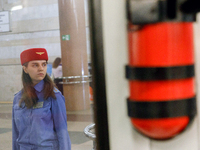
<box><xmin>34</xmin><ymin>80</ymin><xmax>44</xmax><ymax>92</ymax></box>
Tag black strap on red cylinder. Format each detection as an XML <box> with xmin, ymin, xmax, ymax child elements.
<box><xmin>126</xmin><ymin>65</ymin><xmax>194</xmax><ymax>80</ymax></box>
<box><xmin>127</xmin><ymin>97</ymin><xmax>196</xmax><ymax>119</ymax></box>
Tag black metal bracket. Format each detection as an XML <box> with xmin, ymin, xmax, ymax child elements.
<box><xmin>127</xmin><ymin>0</ymin><xmax>198</xmax><ymax>24</ymax></box>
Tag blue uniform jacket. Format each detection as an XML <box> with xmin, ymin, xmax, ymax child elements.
<box><xmin>12</xmin><ymin>80</ymin><xmax>71</xmax><ymax>150</ymax></box>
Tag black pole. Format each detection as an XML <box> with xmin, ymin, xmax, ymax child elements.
<box><xmin>88</xmin><ymin>0</ymin><xmax>110</xmax><ymax>150</ymax></box>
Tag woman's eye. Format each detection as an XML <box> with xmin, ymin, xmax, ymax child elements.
<box><xmin>32</xmin><ymin>64</ymin><xmax>38</xmax><ymax>67</ymax></box>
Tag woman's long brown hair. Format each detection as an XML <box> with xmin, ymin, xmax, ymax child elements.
<box><xmin>19</xmin><ymin>62</ymin><xmax>56</xmax><ymax>108</ymax></box>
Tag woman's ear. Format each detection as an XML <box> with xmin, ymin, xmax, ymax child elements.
<box><xmin>23</xmin><ymin>66</ymin><xmax>28</xmax><ymax>74</ymax></box>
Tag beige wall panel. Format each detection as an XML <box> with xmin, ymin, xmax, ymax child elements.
<box><xmin>23</xmin><ymin>0</ymin><xmax>58</xmax><ymax>7</ymax></box>
<box><xmin>0</xmin><ymin>37</ymin><xmax>60</xmax><ymax>47</ymax></box>
<box><xmin>11</xmin><ymin>4</ymin><xmax>59</xmax><ymax>22</ymax></box>
<box><xmin>11</xmin><ymin>17</ymin><xmax>59</xmax><ymax>33</ymax></box>
<box><xmin>0</xmin><ymin>56</ymin><xmax>60</xmax><ymax>65</ymax></box>
<box><xmin>0</xmin><ymin>43</ymin><xmax>61</xmax><ymax>60</ymax></box>
<box><xmin>194</xmin><ymin>13</ymin><xmax>200</xmax><ymax>150</ymax></box>
<box><xmin>151</xmin><ymin>118</ymin><xmax>198</xmax><ymax>150</ymax></box>
<box><xmin>0</xmin><ymin>0</ymin><xmax>47</xmax><ymax>10</ymax></box>
<box><xmin>0</xmin><ymin>30</ymin><xmax>60</xmax><ymax>40</ymax></box>
<box><xmin>0</xmin><ymin>65</ymin><xmax>22</xmax><ymax>102</ymax></box>
<box><xmin>0</xmin><ymin>58</ymin><xmax>21</xmax><ymax>65</ymax></box>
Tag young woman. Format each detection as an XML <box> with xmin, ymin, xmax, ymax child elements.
<box><xmin>12</xmin><ymin>48</ymin><xmax>71</xmax><ymax>150</ymax></box>
<box><xmin>52</xmin><ymin>57</ymin><xmax>63</xmax><ymax>94</ymax></box>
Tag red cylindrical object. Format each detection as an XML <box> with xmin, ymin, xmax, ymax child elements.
<box><xmin>89</xmin><ymin>86</ymin><xmax>93</xmax><ymax>101</ymax></box>
<box><xmin>128</xmin><ymin>22</ymin><xmax>195</xmax><ymax>139</ymax></box>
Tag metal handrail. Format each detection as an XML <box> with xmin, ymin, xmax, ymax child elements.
<box><xmin>84</xmin><ymin>123</ymin><xmax>96</xmax><ymax>140</ymax></box>
<box><xmin>84</xmin><ymin>123</ymin><xmax>96</xmax><ymax>150</ymax></box>
<box><xmin>56</xmin><ymin>75</ymin><xmax>92</xmax><ymax>80</ymax></box>
<box><xmin>57</xmin><ymin>75</ymin><xmax>92</xmax><ymax>85</ymax></box>
<box><xmin>59</xmin><ymin>80</ymin><xmax>92</xmax><ymax>84</ymax></box>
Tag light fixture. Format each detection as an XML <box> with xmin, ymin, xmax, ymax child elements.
<box><xmin>11</xmin><ymin>5</ymin><xmax>23</xmax><ymax>11</ymax></box>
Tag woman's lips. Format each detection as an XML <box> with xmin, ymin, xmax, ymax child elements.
<box><xmin>38</xmin><ymin>73</ymin><xmax>44</xmax><ymax>76</ymax></box>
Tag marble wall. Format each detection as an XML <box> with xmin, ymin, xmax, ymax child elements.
<box><xmin>0</xmin><ymin>0</ymin><xmax>90</xmax><ymax>102</ymax></box>
<box><xmin>0</xmin><ymin>0</ymin><xmax>62</xmax><ymax>101</ymax></box>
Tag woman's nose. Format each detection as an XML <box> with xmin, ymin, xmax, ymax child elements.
<box><xmin>38</xmin><ymin>65</ymin><xmax>44</xmax><ymax>70</ymax></box>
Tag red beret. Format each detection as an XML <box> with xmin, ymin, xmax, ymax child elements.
<box><xmin>20</xmin><ymin>48</ymin><xmax>48</xmax><ymax>65</ymax></box>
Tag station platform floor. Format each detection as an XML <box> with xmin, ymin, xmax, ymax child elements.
<box><xmin>0</xmin><ymin>102</ymin><xmax>94</xmax><ymax>150</ymax></box>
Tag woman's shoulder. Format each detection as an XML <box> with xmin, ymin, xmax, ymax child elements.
<box><xmin>53</xmin><ymin>87</ymin><xmax>61</xmax><ymax>94</ymax></box>
<box><xmin>14</xmin><ymin>90</ymin><xmax>22</xmax><ymax>97</ymax></box>
<box><xmin>13</xmin><ymin>90</ymin><xmax>22</xmax><ymax>104</ymax></box>
<box><xmin>53</xmin><ymin>87</ymin><xmax>65</xmax><ymax>101</ymax></box>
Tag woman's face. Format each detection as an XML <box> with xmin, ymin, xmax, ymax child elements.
<box><xmin>23</xmin><ymin>60</ymin><xmax>47</xmax><ymax>85</ymax></box>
